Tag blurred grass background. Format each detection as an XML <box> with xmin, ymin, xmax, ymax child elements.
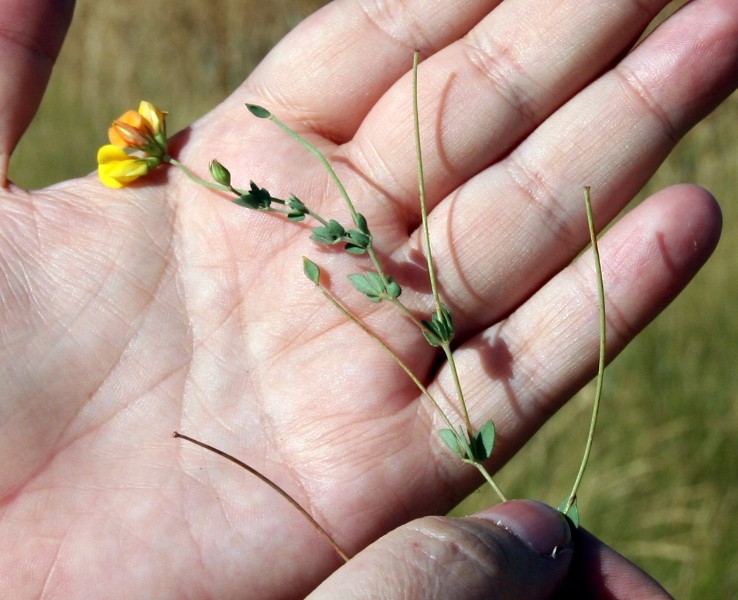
<box><xmin>9</xmin><ymin>1</ymin><xmax>736</xmax><ymax>597</ymax></box>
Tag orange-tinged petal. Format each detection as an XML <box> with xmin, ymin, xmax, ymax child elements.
<box><xmin>108</xmin><ymin>108</ymin><xmax>150</xmax><ymax>147</ymax></box>
<box><xmin>118</xmin><ymin>109</ymin><xmax>147</xmax><ymax>128</ymax></box>
<box><xmin>109</xmin><ymin>121</ymin><xmax>150</xmax><ymax>149</ymax></box>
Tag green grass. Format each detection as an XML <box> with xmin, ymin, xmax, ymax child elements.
<box><xmin>455</xmin><ymin>94</ymin><xmax>738</xmax><ymax>597</ymax></box>
<box><xmin>10</xmin><ymin>1</ymin><xmax>738</xmax><ymax>597</ymax></box>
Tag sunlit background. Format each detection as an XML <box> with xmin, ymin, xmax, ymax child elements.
<box><xmin>10</xmin><ymin>1</ymin><xmax>737</xmax><ymax>596</ymax></box>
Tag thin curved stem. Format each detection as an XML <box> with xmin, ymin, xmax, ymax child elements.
<box><xmin>471</xmin><ymin>462</ymin><xmax>508</xmax><ymax>503</ymax></box>
<box><xmin>166</xmin><ymin>157</ymin><xmax>230</xmax><ymax>191</ymax></box>
<box><xmin>413</xmin><ymin>51</ymin><xmax>441</xmax><ymax>312</ymax></box>
<box><xmin>563</xmin><ymin>187</ymin><xmax>606</xmax><ymax>513</ymax></box>
<box><xmin>412</xmin><ymin>50</ymin><xmax>473</xmax><ymax>437</ymax></box>
<box><xmin>173</xmin><ymin>432</ymin><xmax>350</xmax><ymax>563</ymax></box>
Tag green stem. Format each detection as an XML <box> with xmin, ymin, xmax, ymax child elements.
<box><xmin>366</xmin><ymin>247</ymin><xmax>393</xmax><ymax>288</ymax></box>
<box><xmin>306</xmin><ymin>209</ymin><xmax>330</xmax><ymax>227</ymax></box>
<box><xmin>389</xmin><ymin>297</ymin><xmax>427</xmax><ymax>332</ymax></box>
<box><xmin>266</xmin><ymin>116</ymin><xmax>361</xmax><ymax>226</ymax></box>
<box><xmin>166</xmin><ymin>156</ymin><xmax>332</xmax><ymax>227</ymax></box>
<box><xmin>314</xmin><ymin>278</ymin><xmax>458</xmax><ymax>433</ymax></box>
<box><xmin>166</xmin><ymin>156</ymin><xmax>231</xmax><ymax>192</ymax></box>
<box><xmin>265</xmin><ymin>115</ymin><xmax>396</xmax><ymax>291</ymax></box>
<box><xmin>316</xmin><ymin>274</ymin><xmax>507</xmax><ymax>502</ymax></box>
<box><xmin>411</xmin><ymin>50</ymin><xmax>473</xmax><ymax>437</ymax></box>
<box><xmin>470</xmin><ymin>462</ymin><xmax>508</xmax><ymax>503</ymax></box>
<box><xmin>563</xmin><ymin>187</ymin><xmax>606</xmax><ymax>513</ymax></box>
<box><xmin>442</xmin><ymin>343</ymin><xmax>473</xmax><ymax>436</ymax></box>
<box><xmin>173</xmin><ymin>432</ymin><xmax>350</xmax><ymax>563</ymax></box>
<box><xmin>412</xmin><ymin>50</ymin><xmax>442</xmax><ymax>311</ymax></box>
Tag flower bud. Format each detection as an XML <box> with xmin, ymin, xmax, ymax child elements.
<box><xmin>209</xmin><ymin>159</ymin><xmax>231</xmax><ymax>187</ymax></box>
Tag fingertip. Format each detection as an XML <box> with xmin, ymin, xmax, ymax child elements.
<box><xmin>310</xmin><ymin>506</ymin><xmax>574</xmax><ymax>599</ymax></box>
<box><xmin>640</xmin><ymin>183</ymin><xmax>723</xmax><ymax>279</ymax></box>
<box><xmin>472</xmin><ymin>499</ymin><xmax>573</xmax><ymax>558</ymax></box>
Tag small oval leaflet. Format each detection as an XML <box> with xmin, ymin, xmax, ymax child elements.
<box><xmin>303</xmin><ymin>257</ymin><xmax>321</xmax><ymax>285</ymax></box>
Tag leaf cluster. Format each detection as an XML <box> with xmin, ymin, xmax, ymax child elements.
<box><xmin>422</xmin><ymin>305</ymin><xmax>454</xmax><ymax>347</ymax></box>
<box><xmin>286</xmin><ymin>196</ymin><xmax>308</xmax><ymax>221</ymax></box>
<box><xmin>439</xmin><ymin>420</ymin><xmax>496</xmax><ymax>462</ymax></box>
<box><xmin>348</xmin><ymin>271</ymin><xmax>401</xmax><ymax>303</ymax></box>
<box><xmin>310</xmin><ymin>212</ymin><xmax>373</xmax><ymax>256</ymax></box>
<box><xmin>344</xmin><ymin>213</ymin><xmax>371</xmax><ymax>255</ymax></box>
<box><xmin>234</xmin><ymin>181</ymin><xmax>273</xmax><ymax>210</ymax></box>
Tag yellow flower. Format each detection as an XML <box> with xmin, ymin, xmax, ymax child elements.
<box><xmin>98</xmin><ymin>101</ymin><xmax>169</xmax><ymax>188</ymax></box>
<box><xmin>97</xmin><ymin>144</ymin><xmax>155</xmax><ymax>188</ymax></box>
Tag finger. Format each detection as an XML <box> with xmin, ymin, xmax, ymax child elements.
<box><xmin>241</xmin><ymin>0</ymin><xmax>500</xmax><ymax>142</ymax></box>
<box><xmin>396</xmin><ymin>0</ymin><xmax>738</xmax><ymax>332</ymax></box>
<box><xmin>342</xmin><ymin>0</ymin><xmax>670</xmax><ymax>211</ymax></box>
<box><xmin>0</xmin><ymin>0</ymin><xmax>75</xmax><ymax>182</ymax></box>
<box><xmin>308</xmin><ymin>500</ymin><xmax>573</xmax><ymax>600</ymax></box>
<box><xmin>432</xmin><ymin>185</ymin><xmax>720</xmax><ymax>477</ymax></box>
<box><xmin>554</xmin><ymin>527</ymin><xmax>672</xmax><ymax>598</ymax></box>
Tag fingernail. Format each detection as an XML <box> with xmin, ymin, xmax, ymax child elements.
<box><xmin>473</xmin><ymin>500</ymin><xmax>572</xmax><ymax>556</ymax></box>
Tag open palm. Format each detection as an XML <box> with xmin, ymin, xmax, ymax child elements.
<box><xmin>1</xmin><ymin>1</ymin><xmax>736</xmax><ymax>598</ymax></box>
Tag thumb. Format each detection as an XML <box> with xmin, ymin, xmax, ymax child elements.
<box><xmin>309</xmin><ymin>500</ymin><xmax>573</xmax><ymax>600</ymax></box>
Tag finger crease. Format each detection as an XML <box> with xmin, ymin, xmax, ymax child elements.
<box><xmin>501</xmin><ymin>153</ymin><xmax>577</xmax><ymax>249</ymax></box>
<box><xmin>614</xmin><ymin>63</ymin><xmax>681</xmax><ymax>146</ymax></box>
<box><xmin>459</xmin><ymin>36</ymin><xmax>540</xmax><ymax>129</ymax></box>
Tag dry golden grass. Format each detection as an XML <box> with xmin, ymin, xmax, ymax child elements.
<box><xmin>9</xmin><ymin>1</ymin><xmax>738</xmax><ymax>597</ymax></box>
<box><xmin>10</xmin><ymin>0</ymin><xmax>330</xmax><ymax>187</ymax></box>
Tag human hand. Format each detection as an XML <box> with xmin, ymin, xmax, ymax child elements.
<box><xmin>309</xmin><ymin>500</ymin><xmax>671</xmax><ymax>599</ymax></box>
<box><xmin>1</xmin><ymin>1</ymin><xmax>736</xmax><ymax>599</ymax></box>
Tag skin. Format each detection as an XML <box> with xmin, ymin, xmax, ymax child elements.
<box><xmin>1</xmin><ymin>0</ymin><xmax>736</xmax><ymax>598</ymax></box>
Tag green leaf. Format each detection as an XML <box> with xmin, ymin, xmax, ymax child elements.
<box><xmin>558</xmin><ymin>497</ymin><xmax>580</xmax><ymax>529</ymax></box>
<box><xmin>287</xmin><ymin>196</ymin><xmax>307</xmax><ymax>211</ymax></box>
<box><xmin>287</xmin><ymin>195</ymin><xmax>308</xmax><ymax>221</ymax></box>
<box><xmin>347</xmin><ymin>273</ymin><xmax>375</xmax><ymax>295</ymax></box>
<box><xmin>364</xmin><ymin>271</ymin><xmax>385</xmax><ymax>291</ymax></box>
<box><xmin>303</xmin><ymin>257</ymin><xmax>320</xmax><ymax>285</ymax></box>
<box><xmin>327</xmin><ymin>219</ymin><xmax>346</xmax><ymax>238</ymax></box>
<box><xmin>354</xmin><ymin>212</ymin><xmax>370</xmax><ymax>235</ymax></box>
<box><xmin>233</xmin><ymin>194</ymin><xmax>261</xmax><ymax>210</ymax></box>
<box><xmin>312</xmin><ymin>220</ymin><xmax>347</xmax><ymax>245</ymax></box>
<box><xmin>310</xmin><ymin>221</ymin><xmax>343</xmax><ymax>245</ymax></box>
<box><xmin>347</xmin><ymin>271</ymin><xmax>400</xmax><ymax>301</ymax></box>
<box><xmin>437</xmin><ymin>305</ymin><xmax>454</xmax><ymax>340</ymax></box>
<box><xmin>346</xmin><ymin>229</ymin><xmax>371</xmax><ymax>249</ymax></box>
<box><xmin>310</xmin><ymin>228</ymin><xmax>336</xmax><ymax>244</ymax></box>
<box><xmin>456</xmin><ymin>426</ymin><xmax>474</xmax><ymax>460</ymax></box>
<box><xmin>422</xmin><ymin>305</ymin><xmax>455</xmax><ymax>346</ymax></box>
<box><xmin>344</xmin><ymin>227</ymin><xmax>371</xmax><ymax>254</ymax></box>
<box><xmin>348</xmin><ymin>273</ymin><xmax>383</xmax><ymax>302</ymax></box>
<box><xmin>439</xmin><ymin>429</ymin><xmax>463</xmax><ymax>457</ymax></box>
<box><xmin>235</xmin><ymin>181</ymin><xmax>272</xmax><ymax>210</ymax></box>
<box><xmin>385</xmin><ymin>276</ymin><xmax>401</xmax><ymax>299</ymax></box>
<box><xmin>344</xmin><ymin>244</ymin><xmax>367</xmax><ymax>255</ymax></box>
<box><xmin>421</xmin><ymin>320</ymin><xmax>443</xmax><ymax>347</ymax></box>
<box><xmin>246</xmin><ymin>103</ymin><xmax>271</xmax><ymax>118</ymax></box>
<box><xmin>473</xmin><ymin>419</ymin><xmax>496</xmax><ymax>461</ymax></box>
